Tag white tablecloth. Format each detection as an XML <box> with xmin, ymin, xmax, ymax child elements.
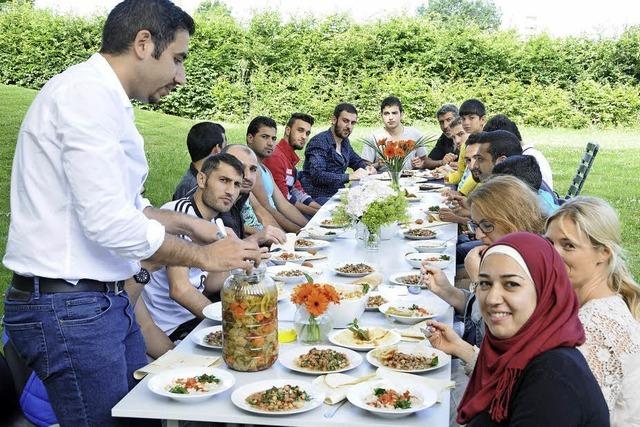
<box><xmin>112</xmin><ymin>182</ymin><xmax>459</xmax><ymax>427</ymax></box>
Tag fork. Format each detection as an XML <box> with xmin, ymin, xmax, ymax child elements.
<box><xmin>323</xmin><ymin>399</ymin><xmax>348</xmax><ymax>418</ymax></box>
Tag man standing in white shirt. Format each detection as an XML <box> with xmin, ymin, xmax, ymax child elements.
<box><xmin>361</xmin><ymin>96</ymin><xmax>427</xmax><ymax>170</ymax></box>
<box><xmin>2</xmin><ymin>1</ymin><xmax>263</xmax><ymax>425</ymax></box>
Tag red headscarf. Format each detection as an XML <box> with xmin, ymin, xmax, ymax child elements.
<box><xmin>457</xmin><ymin>232</ymin><xmax>585</xmax><ymax>424</ymax></box>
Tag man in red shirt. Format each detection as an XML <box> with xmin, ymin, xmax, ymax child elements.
<box><xmin>263</xmin><ymin>113</ymin><xmax>322</xmax><ymax>218</ymax></box>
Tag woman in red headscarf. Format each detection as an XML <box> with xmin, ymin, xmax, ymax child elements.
<box><xmin>458</xmin><ymin>232</ymin><xmax>609</xmax><ymax>426</ymax></box>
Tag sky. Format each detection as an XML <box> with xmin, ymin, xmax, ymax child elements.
<box><xmin>34</xmin><ymin>0</ymin><xmax>640</xmax><ymax>38</ymax></box>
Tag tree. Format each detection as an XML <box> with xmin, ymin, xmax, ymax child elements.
<box><xmin>418</xmin><ymin>0</ymin><xmax>502</xmax><ymax>31</ymax></box>
<box><xmin>195</xmin><ymin>0</ymin><xmax>232</xmax><ymax>17</ymax></box>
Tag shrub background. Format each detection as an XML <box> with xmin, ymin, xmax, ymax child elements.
<box><xmin>1</xmin><ymin>3</ymin><xmax>640</xmax><ymax>127</ymax></box>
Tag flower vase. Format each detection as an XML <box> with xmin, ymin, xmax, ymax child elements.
<box><xmin>363</xmin><ymin>226</ymin><xmax>381</xmax><ymax>251</ymax></box>
<box><xmin>293</xmin><ymin>306</ymin><xmax>333</xmax><ymax>344</ymax></box>
<box><xmin>390</xmin><ymin>170</ymin><xmax>401</xmax><ymax>189</ymax></box>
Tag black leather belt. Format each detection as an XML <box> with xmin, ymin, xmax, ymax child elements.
<box><xmin>11</xmin><ymin>274</ymin><xmax>125</xmax><ymax>294</ymax></box>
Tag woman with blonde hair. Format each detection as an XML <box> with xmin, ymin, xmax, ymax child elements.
<box><xmin>421</xmin><ymin>175</ymin><xmax>544</xmax><ymax>347</ymax></box>
<box><xmin>545</xmin><ymin>196</ymin><xmax>640</xmax><ymax>424</ymax></box>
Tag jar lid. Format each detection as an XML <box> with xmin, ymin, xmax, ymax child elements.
<box><xmin>229</xmin><ymin>262</ymin><xmax>266</xmax><ymax>282</ymax></box>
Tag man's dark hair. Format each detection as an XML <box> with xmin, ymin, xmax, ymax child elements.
<box><xmin>436</xmin><ymin>103</ymin><xmax>459</xmax><ymax>118</ymax></box>
<box><xmin>333</xmin><ymin>103</ymin><xmax>358</xmax><ymax>118</ymax></box>
<box><xmin>459</xmin><ymin>99</ymin><xmax>486</xmax><ymax>118</ymax></box>
<box><xmin>187</xmin><ymin>122</ymin><xmax>226</xmax><ymax>162</ymax></box>
<box><xmin>448</xmin><ymin>116</ymin><xmax>463</xmax><ymax>129</ymax></box>
<box><xmin>466</xmin><ymin>130</ymin><xmax>523</xmax><ymax>161</ymax></box>
<box><xmin>286</xmin><ymin>113</ymin><xmax>315</xmax><ymax>129</ymax></box>
<box><xmin>246</xmin><ymin>116</ymin><xmax>277</xmax><ymax>136</ymax></box>
<box><xmin>381</xmin><ymin>96</ymin><xmax>403</xmax><ymax>113</ymax></box>
<box><xmin>483</xmin><ymin>114</ymin><xmax>522</xmax><ymax>142</ymax></box>
<box><xmin>100</xmin><ymin>0</ymin><xmax>195</xmax><ymax>60</ymax></box>
<box><xmin>492</xmin><ymin>155</ymin><xmax>542</xmax><ymax>191</ymax></box>
<box><xmin>200</xmin><ymin>153</ymin><xmax>244</xmax><ymax>178</ymax></box>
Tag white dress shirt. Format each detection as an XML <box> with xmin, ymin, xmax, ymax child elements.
<box><xmin>3</xmin><ymin>53</ymin><xmax>165</xmax><ymax>282</ymax></box>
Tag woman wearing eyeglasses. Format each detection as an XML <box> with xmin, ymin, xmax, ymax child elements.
<box><xmin>456</xmin><ymin>232</ymin><xmax>608</xmax><ymax>426</ymax></box>
<box><xmin>421</xmin><ymin>175</ymin><xmax>544</xmax><ymax>349</ymax></box>
<box><xmin>545</xmin><ymin>197</ymin><xmax>640</xmax><ymax>424</ymax></box>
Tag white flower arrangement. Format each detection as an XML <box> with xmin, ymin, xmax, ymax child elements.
<box><xmin>342</xmin><ymin>178</ymin><xmax>397</xmax><ymax>219</ymax></box>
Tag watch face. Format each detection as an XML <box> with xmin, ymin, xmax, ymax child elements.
<box><xmin>134</xmin><ymin>268</ymin><xmax>150</xmax><ymax>285</ymax></box>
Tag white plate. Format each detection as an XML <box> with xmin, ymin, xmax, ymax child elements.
<box><xmin>379</xmin><ymin>301</ymin><xmax>445</xmax><ymax>324</ymax></box>
<box><xmin>302</xmin><ymin>227</ymin><xmax>344</xmax><ymax>241</ymax></box>
<box><xmin>346</xmin><ymin>379</ymin><xmax>437</xmax><ymax>418</ymax></box>
<box><xmin>202</xmin><ymin>301</ymin><xmax>222</xmax><ymax>321</ymax></box>
<box><xmin>294</xmin><ymin>238</ymin><xmax>331</xmax><ymax>251</ymax></box>
<box><xmin>270</xmin><ymin>251</ymin><xmax>309</xmax><ymax>265</ymax></box>
<box><xmin>388</xmin><ymin>271</ymin><xmax>424</xmax><ymax>288</ymax></box>
<box><xmin>278</xmin><ymin>345</ymin><xmax>363</xmax><ymax>374</ymax></box>
<box><xmin>365</xmin><ymin>292</ymin><xmax>391</xmax><ymax>311</ymax></box>
<box><xmin>267</xmin><ymin>264</ymin><xmax>319</xmax><ymax>284</ymax></box>
<box><xmin>417</xmin><ymin>183</ymin><xmax>445</xmax><ymax>192</ymax></box>
<box><xmin>404</xmin><ymin>252</ymin><xmax>452</xmax><ymax>269</ymax></box>
<box><xmin>191</xmin><ymin>325</ymin><xmax>223</xmax><ymax>349</ymax></box>
<box><xmin>328</xmin><ymin>328</ymin><xmax>401</xmax><ymax>351</ymax></box>
<box><xmin>406</xmin><ymin>240</ymin><xmax>449</xmax><ymax>253</ymax></box>
<box><xmin>366</xmin><ymin>345</ymin><xmax>450</xmax><ymax>373</ymax></box>
<box><xmin>147</xmin><ymin>367</ymin><xmax>235</xmax><ymax>403</ymax></box>
<box><xmin>231</xmin><ymin>379</ymin><xmax>325</xmax><ymax>415</ymax></box>
<box><xmin>332</xmin><ymin>262</ymin><xmax>376</xmax><ymax>277</ymax></box>
<box><xmin>403</xmin><ymin>229</ymin><xmax>438</xmax><ymax>240</ymax></box>
<box><xmin>405</xmin><ymin>196</ymin><xmax>421</xmax><ymax>203</ymax></box>
<box><xmin>319</xmin><ymin>219</ymin><xmax>350</xmax><ymax>229</ymax></box>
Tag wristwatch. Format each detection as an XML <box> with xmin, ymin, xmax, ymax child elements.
<box><xmin>133</xmin><ymin>268</ymin><xmax>150</xmax><ymax>285</ymax></box>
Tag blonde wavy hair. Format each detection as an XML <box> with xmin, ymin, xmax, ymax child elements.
<box><xmin>467</xmin><ymin>175</ymin><xmax>545</xmax><ymax>235</ymax></box>
<box><xmin>546</xmin><ymin>196</ymin><xmax>640</xmax><ymax>319</ymax></box>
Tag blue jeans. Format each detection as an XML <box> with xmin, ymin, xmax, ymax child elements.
<box><xmin>3</xmin><ymin>286</ymin><xmax>147</xmax><ymax>427</ymax></box>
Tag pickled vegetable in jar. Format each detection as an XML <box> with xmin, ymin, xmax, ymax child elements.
<box><xmin>221</xmin><ymin>264</ymin><xmax>278</xmax><ymax>371</ymax></box>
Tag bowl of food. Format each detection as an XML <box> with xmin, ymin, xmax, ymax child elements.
<box><xmin>294</xmin><ymin>238</ymin><xmax>330</xmax><ymax>251</ymax></box>
<box><xmin>366</xmin><ymin>292</ymin><xmax>389</xmax><ymax>311</ymax></box>
<box><xmin>147</xmin><ymin>367</ymin><xmax>235</xmax><ymax>403</ymax></box>
<box><xmin>389</xmin><ymin>272</ymin><xmax>424</xmax><ymax>288</ymax></box>
<box><xmin>278</xmin><ymin>345</ymin><xmax>363</xmax><ymax>374</ymax></box>
<box><xmin>320</xmin><ymin>218</ymin><xmax>349</xmax><ymax>229</ymax></box>
<box><xmin>346</xmin><ymin>379</ymin><xmax>437</xmax><ymax>418</ymax></box>
<box><xmin>379</xmin><ymin>301</ymin><xmax>441</xmax><ymax>324</ymax></box>
<box><xmin>406</xmin><ymin>240</ymin><xmax>449</xmax><ymax>254</ymax></box>
<box><xmin>367</xmin><ymin>344</ymin><xmax>450</xmax><ymax>373</ymax></box>
<box><xmin>231</xmin><ymin>379</ymin><xmax>325</xmax><ymax>415</ymax></box>
<box><xmin>404</xmin><ymin>252</ymin><xmax>452</xmax><ymax>269</ymax></box>
<box><xmin>332</xmin><ymin>262</ymin><xmax>376</xmax><ymax>277</ymax></box>
<box><xmin>403</xmin><ymin>228</ymin><xmax>437</xmax><ymax>240</ymax></box>
<box><xmin>326</xmin><ymin>283</ymin><xmax>370</xmax><ymax>328</ymax></box>
<box><xmin>270</xmin><ymin>251</ymin><xmax>308</xmax><ymax>265</ymax></box>
<box><xmin>302</xmin><ymin>227</ymin><xmax>342</xmax><ymax>241</ymax></box>
<box><xmin>328</xmin><ymin>321</ymin><xmax>401</xmax><ymax>351</ymax></box>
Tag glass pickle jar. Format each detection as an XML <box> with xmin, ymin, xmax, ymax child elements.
<box><xmin>221</xmin><ymin>264</ymin><xmax>278</xmax><ymax>371</ymax></box>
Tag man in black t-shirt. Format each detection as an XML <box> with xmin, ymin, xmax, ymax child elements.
<box><xmin>415</xmin><ymin>103</ymin><xmax>460</xmax><ymax>169</ymax></box>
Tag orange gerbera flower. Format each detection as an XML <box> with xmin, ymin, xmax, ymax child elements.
<box><xmin>377</xmin><ymin>137</ymin><xmax>387</xmax><ymax>147</ymax></box>
<box><xmin>383</xmin><ymin>144</ymin><xmax>395</xmax><ymax>158</ymax></box>
<box><xmin>291</xmin><ymin>283</ymin><xmax>314</xmax><ymax>305</ymax></box>
<box><xmin>321</xmin><ymin>284</ymin><xmax>341</xmax><ymax>304</ymax></box>
<box><xmin>394</xmin><ymin>145</ymin><xmax>405</xmax><ymax>157</ymax></box>
<box><xmin>405</xmin><ymin>139</ymin><xmax>415</xmax><ymax>150</ymax></box>
<box><xmin>305</xmin><ymin>290</ymin><xmax>329</xmax><ymax>316</ymax></box>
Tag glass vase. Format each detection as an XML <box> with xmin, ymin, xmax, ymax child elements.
<box><xmin>390</xmin><ymin>169</ymin><xmax>401</xmax><ymax>189</ymax></box>
<box><xmin>363</xmin><ymin>226</ymin><xmax>381</xmax><ymax>251</ymax></box>
<box><xmin>293</xmin><ymin>306</ymin><xmax>333</xmax><ymax>344</ymax></box>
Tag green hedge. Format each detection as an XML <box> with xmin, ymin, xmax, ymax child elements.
<box><xmin>1</xmin><ymin>3</ymin><xmax>639</xmax><ymax>127</ymax></box>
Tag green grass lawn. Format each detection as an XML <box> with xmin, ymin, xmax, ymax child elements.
<box><xmin>1</xmin><ymin>83</ymin><xmax>639</xmax><ymax>317</ymax></box>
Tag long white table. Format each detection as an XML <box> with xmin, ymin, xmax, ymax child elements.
<box><xmin>112</xmin><ymin>181</ymin><xmax>458</xmax><ymax>427</ymax></box>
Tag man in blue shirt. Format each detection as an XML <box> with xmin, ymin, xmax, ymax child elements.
<box><xmin>299</xmin><ymin>103</ymin><xmax>375</xmax><ymax>204</ymax></box>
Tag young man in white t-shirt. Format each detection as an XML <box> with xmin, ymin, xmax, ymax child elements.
<box><xmin>137</xmin><ymin>153</ymin><xmax>245</xmax><ymax>357</ymax></box>
<box><xmin>361</xmin><ymin>96</ymin><xmax>427</xmax><ymax>170</ymax></box>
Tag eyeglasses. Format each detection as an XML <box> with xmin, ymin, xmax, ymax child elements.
<box><xmin>467</xmin><ymin>219</ymin><xmax>494</xmax><ymax>234</ymax></box>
